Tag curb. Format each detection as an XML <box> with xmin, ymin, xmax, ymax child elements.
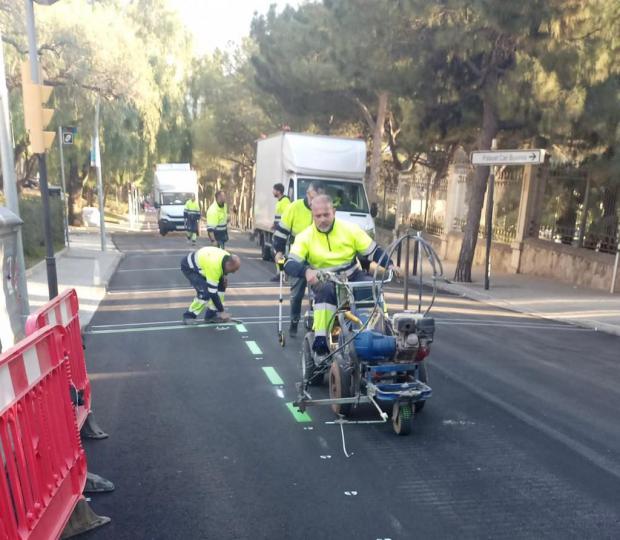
<box><xmin>415</xmin><ymin>274</ymin><xmax>620</xmax><ymax>338</ymax></box>
<box><xmin>25</xmin><ymin>246</ymin><xmax>69</xmax><ymax>278</ymax></box>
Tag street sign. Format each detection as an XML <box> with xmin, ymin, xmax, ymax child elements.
<box><xmin>61</xmin><ymin>126</ymin><xmax>76</xmax><ymax>145</ymax></box>
<box><xmin>471</xmin><ymin>149</ymin><xmax>546</xmax><ymax>166</ymax></box>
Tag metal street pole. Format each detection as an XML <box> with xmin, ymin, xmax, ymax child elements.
<box><xmin>0</xmin><ymin>28</ymin><xmax>30</xmax><ymax>318</ymax></box>
<box><xmin>25</xmin><ymin>0</ymin><xmax>58</xmax><ymax>299</ymax></box>
<box><xmin>94</xmin><ymin>97</ymin><xmax>106</xmax><ymax>251</ymax></box>
<box><xmin>484</xmin><ymin>138</ymin><xmax>498</xmax><ymax>291</ymax></box>
<box><xmin>611</xmin><ymin>224</ymin><xmax>620</xmax><ymax>294</ymax></box>
<box><xmin>57</xmin><ymin>125</ymin><xmax>69</xmax><ymax>247</ymax></box>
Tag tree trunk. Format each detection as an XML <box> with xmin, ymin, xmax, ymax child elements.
<box><xmin>454</xmin><ymin>88</ymin><xmax>499</xmax><ymax>282</ymax></box>
<box><xmin>367</xmin><ymin>91</ymin><xmax>389</xmax><ymax>204</ymax></box>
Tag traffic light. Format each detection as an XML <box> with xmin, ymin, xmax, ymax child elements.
<box><xmin>20</xmin><ymin>60</ymin><xmax>55</xmax><ymax>154</ymax></box>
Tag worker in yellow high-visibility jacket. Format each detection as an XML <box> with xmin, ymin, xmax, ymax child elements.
<box><xmin>184</xmin><ymin>195</ymin><xmax>201</xmax><ymax>245</ymax></box>
<box><xmin>181</xmin><ymin>246</ymin><xmax>241</xmax><ymax>323</ymax></box>
<box><xmin>284</xmin><ymin>194</ymin><xmax>397</xmax><ymax>355</ymax></box>
<box><xmin>273</xmin><ymin>181</ymin><xmax>323</xmax><ymax>336</ymax></box>
<box><xmin>206</xmin><ymin>191</ymin><xmax>229</xmax><ymax>249</ymax></box>
<box><xmin>269</xmin><ymin>183</ymin><xmax>291</xmax><ymax>282</ymax></box>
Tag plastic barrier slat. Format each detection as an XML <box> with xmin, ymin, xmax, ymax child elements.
<box><xmin>25</xmin><ymin>290</ymin><xmax>91</xmax><ymax>429</ymax></box>
<box><xmin>0</xmin><ymin>326</ymin><xmax>86</xmax><ymax>540</ymax></box>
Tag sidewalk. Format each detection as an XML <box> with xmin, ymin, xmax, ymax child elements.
<box><xmin>26</xmin><ymin>227</ymin><xmax>123</xmax><ymax>328</ymax></box>
<box><xmin>423</xmin><ymin>259</ymin><xmax>620</xmax><ymax>337</ymax></box>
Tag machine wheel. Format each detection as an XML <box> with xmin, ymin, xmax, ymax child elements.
<box><xmin>302</xmin><ymin>335</ymin><xmax>321</xmax><ymax>386</ymax></box>
<box><xmin>415</xmin><ymin>362</ymin><xmax>429</xmax><ymax>413</ymax></box>
<box><xmin>329</xmin><ymin>356</ymin><xmax>352</xmax><ymax>416</ymax></box>
<box><xmin>393</xmin><ymin>403</ymin><xmax>413</xmax><ymax>435</ymax></box>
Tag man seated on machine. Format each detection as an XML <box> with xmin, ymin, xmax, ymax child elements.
<box><xmin>283</xmin><ymin>194</ymin><xmax>398</xmax><ymax>356</ymax></box>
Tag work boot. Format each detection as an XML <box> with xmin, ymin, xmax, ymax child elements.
<box><xmin>183</xmin><ymin>311</ymin><xmax>197</xmax><ymax>323</ymax></box>
<box><xmin>289</xmin><ymin>319</ymin><xmax>299</xmax><ymax>337</ymax></box>
<box><xmin>204</xmin><ymin>309</ymin><xmax>217</xmax><ymax>322</ymax></box>
<box><xmin>312</xmin><ymin>336</ymin><xmax>330</xmax><ymax>356</ymax></box>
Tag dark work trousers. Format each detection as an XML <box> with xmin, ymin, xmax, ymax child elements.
<box><xmin>290</xmin><ymin>275</ymin><xmax>308</xmax><ymax>323</ymax></box>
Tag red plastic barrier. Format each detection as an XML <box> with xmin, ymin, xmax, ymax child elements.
<box><xmin>0</xmin><ymin>326</ymin><xmax>87</xmax><ymax>540</ymax></box>
<box><xmin>25</xmin><ymin>289</ymin><xmax>91</xmax><ymax>428</ymax></box>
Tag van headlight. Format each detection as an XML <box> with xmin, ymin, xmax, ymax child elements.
<box><xmin>365</xmin><ymin>227</ymin><xmax>375</xmax><ymax>239</ymax></box>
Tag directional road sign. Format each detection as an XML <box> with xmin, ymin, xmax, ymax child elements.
<box><xmin>471</xmin><ymin>149</ymin><xmax>546</xmax><ymax>166</ymax></box>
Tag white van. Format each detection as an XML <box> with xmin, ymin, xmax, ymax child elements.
<box><xmin>153</xmin><ymin>164</ymin><xmax>198</xmax><ymax>236</ymax></box>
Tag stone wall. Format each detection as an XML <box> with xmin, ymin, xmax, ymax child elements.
<box><xmin>379</xmin><ymin>227</ymin><xmax>619</xmax><ymax>292</ymax></box>
<box><xmin>519</xmin><ymin>238</ymin><xmax>619</xmax><ymax>292</ymax></box>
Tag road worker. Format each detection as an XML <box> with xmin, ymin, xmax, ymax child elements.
<box><xmin>206</xmin><ymin>190</ymin><xmax>229</xmax><ymax>249</ymax></box>
<box><xmin>273</xmin><ymin>181</ymin><xmax>324</xmax><ymax>336</ymax></box>
<box><xmin>283</xmin><ymin>194</ymin><xmax>397</xmax><ymax>355</ymax></box>
<box><xmin>270</xmin><ymin>182</ymin><xmax>291</xmax><ymax>281</ymax></box>
<box><xmin>181</xmin><ymin>246</ymin><xmax>241</xmax><ymax>323</ymax></box>
<box><xmin>184</xmin><ymin>194</ymin><xmax>201</xmax><ymax>245</ymax></box>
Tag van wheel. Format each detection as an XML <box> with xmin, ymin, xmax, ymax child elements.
<box><xmin>159</xmin><ymin>227</ymin><xmax>168</xmax><ymax>236</ymax></box>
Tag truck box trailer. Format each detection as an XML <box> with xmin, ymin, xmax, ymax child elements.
<box><xmin>253</xmin><ymin>132</ymin><xmax>376</xmax><ymax>259</ymax></box>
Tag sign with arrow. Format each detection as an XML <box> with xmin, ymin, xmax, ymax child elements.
<box><xmin>61</xmin><ymin>126</ymin><xmax>77</xmax><ymax>145</ymax></box>
<box><xmin>470</xmin><ymin>149</ymin><xmax>546</xmax><ymax>166</ymax></box>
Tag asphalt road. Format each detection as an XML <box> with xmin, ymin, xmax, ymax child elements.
<box><xmin>81</xmin><ymin>230</ymin><xmax>620</xmax><ymax>539</ymax></box>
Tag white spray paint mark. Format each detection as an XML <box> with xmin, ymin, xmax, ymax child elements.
<box><xmin>319</xmin><ymin>455</ymin><xmax>332</xmax><ymax>460</ymax></box>
<box><xmin>344</xmin><ymin>491</ymin><xmax>358</xmax><ymax>496</ymax></box>
<box><xmin>442</xmin><ymin>419</ymin><xmax>476</xmax><ymax>426</ymax></box>
<box><xmin>303</xmin><ymin>426</ymin><xmax>314</xmax><ymax>431</ymax></box>
<box><xmin>317</xmin><ymin>436</ymin><xmax>329</xmax><ymax>449</ymax></box>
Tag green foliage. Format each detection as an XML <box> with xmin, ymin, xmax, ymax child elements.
<box><xmin>18</xmin><ymin>195</ymin><xmax>64</xmax><ymax>268</ymax></box>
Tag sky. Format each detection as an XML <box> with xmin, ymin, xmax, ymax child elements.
<box><xmin>171</xmin><ymin>0</ymin><xmax>305</xmax><ymax>55</ymax></box>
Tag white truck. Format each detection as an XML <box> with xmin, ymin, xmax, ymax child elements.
<box><xmin>153</xmin><ymin>163</ymin><xmax>198</xmax><ymax>236</ymax></box>
<box><xmin>253</xmin><ymin>132</ymin><xmax>377</xmax><ymax>260</ymax></box>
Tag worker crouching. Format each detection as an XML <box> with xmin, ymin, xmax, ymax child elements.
<box><xmin>181</xmin><ymin>246</ymin><xmax>241</xmax><ymax>323</ymax></box>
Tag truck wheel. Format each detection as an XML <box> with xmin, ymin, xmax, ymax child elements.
<box><xmin>159</xmin><ymin>226</ymin><xmax>168</xmax><ymax>236</ymax></box>
<box><xmin>415</xmin><ymin>363</ymin><xmax>428</xmax><ymax>413</ymax></box>
<box><xmin>329</xmin><ymin>355</ymin><xmax>352</xmax><ymax>416</ymax></box>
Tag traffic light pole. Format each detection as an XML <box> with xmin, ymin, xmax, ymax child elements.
<box><xmin>24</xmin><ymin>0</ymin><xmax>58</xmax><ymax>299</ymax></box>
<box><xmin>0</xmin><ymin>29</ymin><xmax>30</xmax><ymax>320</ymax></box>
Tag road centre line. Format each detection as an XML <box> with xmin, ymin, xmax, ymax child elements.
<box><xmin>86</xmin><ymin>316</ymin><xmax>589</xmax><ymax>333</ymax></box>
<box><xmin>88</xmin><ymin>315</ymin><xmax>283</xmax><ymax>330</ymax></box>
<box><xmin>86</xmin><ymin>320</ymin><xmax>280</xmax><ymax>335</ymax></box>
<box><xmin>262</xmin><ymin>367</ymin><xmax>284</xmax><ymax>386</ymax></box>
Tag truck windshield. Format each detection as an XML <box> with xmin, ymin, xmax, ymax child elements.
<box><xmin>161</xmin><ymin>192</ymin><xmax>194</xmax><ymax>205</ymax></box>
<box><xmin>297</xmin><ymin>178</ymin><xmax>369</xmax><ymax>213</ymax></box>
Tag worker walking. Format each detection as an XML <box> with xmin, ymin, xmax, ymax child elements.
<box><xmin>184</xmin><ymin>194</ymin><xmax>201</xmax><ymax>245</ymax></box>
<box><xmin>273</xmin><ymin>181</ymin><xmax>323</xmax><ymax>336</ymax></box>
<box><xmin>270</xmin><ymin>183</ymin><xmax>291</xmax><ymax>282</ymax></box>
<box><xmin>207</xmin><ymin>190</ymin><xmax>229</xmax><ymax>249</ymax></box>
<box><xmin>283</xmin><ymin>195</ymin><xmax>397</xmax><ymax>355</ymax></box>
<box><xmin>181</xmin><ymin>246</ymin><xmax>241</xmax><ymax>323</ymax></box>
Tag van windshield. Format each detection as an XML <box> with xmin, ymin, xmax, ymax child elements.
<box><xmin>297</xmin><ymin>178</ymin><xmax>369</xmax><ymax>213</ymax></box>
<box><xmin>161</xmin><ymin>192</ymin><xmax>194</xmax><ymax>205</ymax></box>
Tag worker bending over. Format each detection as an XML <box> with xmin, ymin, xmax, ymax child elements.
<box><xmin>181</xmin><ymin>246</ymin><xmax>241</xmax><ymax>323</ymax></box>
<box><xmin>284</xmin><ymin>195</ymin><xmax>397</xmax><ymax>355</ymax></box>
